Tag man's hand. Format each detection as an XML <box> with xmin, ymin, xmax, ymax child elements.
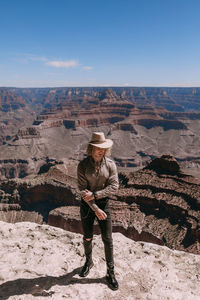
<box><xmin>81</xmin><ymin>190</ymin><xmax>107</xmax><ymax>220</ymax></box>
<box><xmin>95</xmin><ymin>208</ymin><xmax>107</xmax><ymax>220</ymax></box>
<box><xmin>81</xmin><ymin>189</ymin><xmax>94</xmax><ymax>202</ymax></box>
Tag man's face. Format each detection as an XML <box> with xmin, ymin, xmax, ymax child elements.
<box><xmin>92</xmin><ymin>146</ymin><xmax>105</xmax><ymax>162</ymax></box>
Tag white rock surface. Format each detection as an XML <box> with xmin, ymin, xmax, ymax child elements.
<box><xmin>0</xmin><ymin>221</ymin><xmax>199</xmax><ymax>300</ymax></box>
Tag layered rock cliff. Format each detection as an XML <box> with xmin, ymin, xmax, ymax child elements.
<box><xmin>1</xmin><ymin>86</ymin><xmax>200</xmax><ymax>179</ymax></box>
<box><xmin>0</xmin><ymin>156</ymin><xmax>199</xmax><ymax>255</ymax></box>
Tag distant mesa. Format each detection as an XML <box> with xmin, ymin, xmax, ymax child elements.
<box><xmin>147</xmin><ymin>154</ymin><xmax>181</xmax><ymax>174</ymax></box>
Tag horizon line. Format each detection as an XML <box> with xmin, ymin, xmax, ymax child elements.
<box><xmin>1</xmin><ymin>85</ymin><xmax>200</xmax><ymax>89</ymax></box>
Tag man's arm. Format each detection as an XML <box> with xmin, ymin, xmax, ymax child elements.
<box><xmin>81</xmin><ymin>189</ymin><xmax>107</xmax><ymax>220</ymax></box>
<box><xmin>77</xmin><ymin>162</ymin><xmax>88</xmax><ymax>191</ymax></box>
<box><xmin>77</xmin><ymin>163</ymin><xmax>105</xmax><ymax>217</ymax></box>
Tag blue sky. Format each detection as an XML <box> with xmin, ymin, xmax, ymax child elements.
<box><xmin>0</xmin><ymin>0</ymin><xmax>200</xmax><ymax>87</ymax></box>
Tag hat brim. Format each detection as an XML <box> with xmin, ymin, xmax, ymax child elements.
<box><xmin>89</xmin><ymin>139</ymin><xmax>113</xmax><ymax>149</ymax></box>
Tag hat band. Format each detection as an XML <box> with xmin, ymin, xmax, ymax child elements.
<box><xmin>90</xmin><ymin>140</ymin><xmax>106</xmax><ymax>144</ymax></box>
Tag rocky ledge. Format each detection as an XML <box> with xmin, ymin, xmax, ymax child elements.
<box><xmin>0</xmin><ymin>221</ymin><xmax>199</xmax><ymax>299</ymax></box>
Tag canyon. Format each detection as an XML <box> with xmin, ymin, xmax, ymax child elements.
<box><xmin>1</xmin><ymin>87</ymin><xmax>200</xmax><ymax>179</ymax></box>
<box><xmin>0</xmin><ymin>86</ymin><xmax>200</xmax><ymax>256</ymax></box>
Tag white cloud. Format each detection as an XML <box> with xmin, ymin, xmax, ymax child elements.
<box><xmin>83</xmin><ymin>66</ymin><xmax>93</xmax><ymax>70</ymax></box>
<box><xmin>17</xmin><ymin>54</ymin><xmax>81</xmax><ymax>70</ymax></box>
<box><xmin>46</xmin><ymin>60</ymin><xmax>79</xmax><ymax>68</ymax></box>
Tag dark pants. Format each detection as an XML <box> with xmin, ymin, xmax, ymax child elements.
<box><xmin>80</xmin><ymin>198</ymin><xmax>114</xmax><ymax>269</ymax></box>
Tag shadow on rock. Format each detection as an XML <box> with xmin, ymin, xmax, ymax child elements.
<box><xmin>0</xmin><ymin>267</ymin><xmax>106</xmax><ymax>299</ymax></box>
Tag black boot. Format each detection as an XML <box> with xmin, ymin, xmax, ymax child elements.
<box><xmin>79</xmin><ymin>259</ymin><xmax>94</xmax><ymax>277</ymax></box>
<box><xmin>106</xmin><ymin>267</ymin><xmax>119</xmax><ymax>290</ymax></box>
<box><xmin>79</xmin><ymin>239</ymin><xmax>94</xmax><ymax>277</ymax></box>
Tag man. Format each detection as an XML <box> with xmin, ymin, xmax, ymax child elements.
<box><xmin>77</xmin><ymin>132</ymin><xmax>119</xmax><ymax>290</ymax></box>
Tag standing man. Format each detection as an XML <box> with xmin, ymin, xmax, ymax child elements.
<box><xmin>77</xmin><ymin>132</ymin><xmax>119</xmax><ymax>290</ymax></box>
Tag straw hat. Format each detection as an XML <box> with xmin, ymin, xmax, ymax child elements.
<box><xmin>89</xmin><ymin>132</ymin><xmax>113</xmax><ymax>149</ymax></box>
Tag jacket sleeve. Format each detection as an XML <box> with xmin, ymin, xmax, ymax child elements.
<box><xmin>95</xmin><ymin>161</ymin><xmax>119</xmax><ymax>199</ymax></box>
<box><xmin>77</xmin><ymin>162</ymin><xmax>88</xmax><ymax>191</ymax></box>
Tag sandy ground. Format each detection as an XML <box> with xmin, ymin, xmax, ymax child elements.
<box><xmin>0</xmin><ymin>221</ymin><xmax>199</xmax><ymax>300</ymax></box>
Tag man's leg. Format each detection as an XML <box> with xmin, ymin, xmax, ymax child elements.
<box><xmin>79</xmin><ymin>202</ymin><xmax>95</xmax><ymax>277</ymax></box>
<box><xmin>98</xmin><ymin>210</ymin><xmax>114</xmax><ymax>269</ymax></box>
<box><xmin>83</xmin><ymin>238</ymin><xmax>93</xmax><ymax>264</ymax></box>
<box><xmin>98</xmin><ymin>200</ymin><xmax>119</xmax><ymax>290</ymax></box>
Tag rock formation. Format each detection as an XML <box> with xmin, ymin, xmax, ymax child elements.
<box><xmin>0</xmin><ymin>156</ymin><xmax>199</xmax><ymax>255</ymax></box>
<box><xmin>147</xmin><ymin>154</ymin><xmax>181</xmax><ymax>173</ymax></box>
<box><xmin>0</xmin><ymin>162</ymin><xmax>79</xmax><ymax>223</ymax></box>
<box><xmin>48</xmin><ymin>156</ymin><xmax>200</xmax><ymax>255</ymax></box>
<box><xmin>0</xmin><ymin>88</ymin><xmax>26</xmax><ymax>112</ymax></box>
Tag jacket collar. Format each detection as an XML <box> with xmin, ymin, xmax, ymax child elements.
<box><xmin>89</xmin><ymin>156</ymin><xmax>106</xmax><ymax>166</ymax></box>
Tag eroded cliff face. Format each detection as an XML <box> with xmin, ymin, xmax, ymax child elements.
<box><xmin>0</xmin><ymin>159</ymin><xmax>30</xmax><ymax>179</ymax></box>
<box><xmin>0</xmin><ymin>88</ymin><xmax>26</xmax><ymax>112</ymax></box>
<box><xmin>0</xmin><ymin>158</ymin><xmax>64</xmax><ymax>180</ymax></box>
<box><xmin>48</xmin><ymin>156</ymin><xmax>200</xmax><ymax>255</ymax></box>
<box><xmin>1</xmin><ymin>156</ymin><xmax>198</xmax><ymax>255</ymax></box>
<box><xmin>0</xmin><ymin>163</ymin><xmax>79</xmax><ymax>223</ymax></box>
<box><xmin>0</xmin><ymin>88</ymin><xmax>36</xmax><ymax>146</ymax></box>
<box><xmin>0</xmin><ymin>203</ymin><xmax>43</xmax><ymax>224</ymax></box>
<box><xmin>0</xmin><ymin>155</ymin><xmax>200</xmax><ymax>254</ymax></box>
